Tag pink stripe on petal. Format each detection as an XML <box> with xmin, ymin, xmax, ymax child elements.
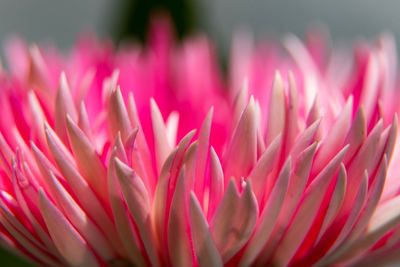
<box><xmin>38</xmin><ymin>189</ymin><xmax>101</xmax><ymax>267</ymax></box>
<box><xmin>115</xmin><ymin>158</ymin><xmax>160</xmax><ymax>267</ymax></box>
<box><xmin>211</xmin><ymin>179</ymin><xmax>258</xmax><ymax>262</ymax></box>
<box><xmin>189</xmin><ymin>192</ymin><xmax>223</xmax><ymax>267</ymax></box>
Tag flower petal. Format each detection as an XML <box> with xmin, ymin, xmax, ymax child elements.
<box><xmin>211</xmin><ymin>179</ymin><xmax>258</xmax><ymax>262</ymax></box>
<box><xmin>115</xmin><ymin>158</ymin><xmax>160</xmax><ymax>267</ymax></box>
<box><xmin>224</xmin><ymin>97</ymin><xmax>257</xmax><ymax>180</ymax></box>
<box><xmin>189</xmin><ymin>192</ymin><xmax>223</xmax><ymax>267</ymax></box>
<box><xmin>166</xmin><ymin>166</ymin><xmax>194</xmax><ymax>267</ymax></box>
<box><xmin>39</xmin><ymin>189</ymin><xmax>101</xmax><ymax>267</ymax></box>
<box><xmin>66</xmin><ymin>116</ymin><xmax>108</xmax><ymax>202</ymax></box>
<box><xmin>266</xmin><ymin>72</ymin><xmax>286</xmax><ymax>145</ymax></box>
<box><xmin>239</xmin><ymin>158</ymin><xmax>290</xmax><ymax>267</ymax></box>
<box><xmin>272</xmin><ymin>146</ymin><xmax>348</xmax><ymax>266</ymax></box>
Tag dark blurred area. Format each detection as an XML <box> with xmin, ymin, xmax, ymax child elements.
<box><xmin>0</xmin><ymin>247</ymin><xmax>36</xmax><ymax>267</ymax></box>
<box><xmin>112</xmin><ymin>0</ymin><xmax>198</xmax><ymax>42</ymax></box>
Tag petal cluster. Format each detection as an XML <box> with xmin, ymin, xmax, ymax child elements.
<box><xmin>0</xmin><ymin>20</ymin><xmax>400</xmax><ymax>267</ymax></box>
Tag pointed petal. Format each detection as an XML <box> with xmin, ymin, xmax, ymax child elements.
<box><xmin>151</xmin><ymin>99</ymin><xmax>171</xmax><ymax>174</ymax></box>
<box><xmin>115</xmin><ymin>159</ymin><xmax>160</xmax><ymax>267</ymax></box>
<box><xmin>39</xmin><ymin>189</ymin><xmax>101</xmax><ymax>267</ymax></box>
<box><xmin>239</xmin><ymin>158</ymin><xmax>290</xmax><ymax>267</ymax></box>
<box><xmin>165</xmin><ymin>111</ymin><xmax>179</xmax><ymax>148</ymax></box>
<box><xmin>12</xmin><ymin>167</ymin><xmax>57</xmax><ymax>254</ymax></box>
<box><xmin>211</xmin><ymin>180</ymin><xmax>258</xmax><ymax>262</ymax></box>
<box><xmin>248</xmin><ymin>135</ymin><xmax>282</xmax><ymax>202</ymax></box>
<box><xmin>343</xmin><ymin>108</ymin><xmax>367</xmax><ymax>164</ymax></box>
<box><xmin>0</xmin><ymin>194</ymin><xmax>48</xmax><ymax>253</ymax></box>
<box><xmin>46</xmin><ymin>127</ymin><xmax>122</xmax><ymax>256</ymax></box>
<box><xmin>282</xmin><ymin>143</ymin><xmax>317</xmax><ymax>222</ymax></box>
<box><xmin>343</xmin><ymin>120</ymin><xmax>383</xmax><ymax>212</ymax></box>
<box><xmin>27</xmin><ymin>91</ymin><xmax>47</xmax><ymax>148</ymax></box>
<box><xmin>47</xmin><ymin>172</ymin><xmax>115</xmax><ymax>261</ymax></box>
<box><xmin>107</xmin><ymin>87</ymin><xmax>132</xmax><ymax>141</ymax></box>
<box><xmin>101</xmin><ymin>70</ymin><xmax>119</xmax><ymax>103</ymax></box>
<box><xmin>232</xmin><ymin>80</ymin><xmax>249</xmax><ymax>128</ymax></box>
<box><xmin>384</xmin><ymin>115</ymin><xmax>398</xmax><ymax>161</ymax></box>
<box><xmin>258</xmin><ymin>143</ymin><xmax>319</xmax><ymax>264</ymax></box>
<box><xmin>272</xmin><ymin>147</ymin><xmax>348</xmax><ymax>266</ymax></box>
<box><xmin>194</xmin><ymin>108</ymin><xmax>213</xmax><ymax>199</ymax></box>
<box><xmin>348</xmin><ymin>157</ymin><xmax>388</xmax><ymax>241</ymax></box>
<box><xmin>0</xmin><ymin>203</ymin><xmax>62</xmax><ymax>266</ymax></box>
<box><xmin>31</xmin><ymin>142</ymin><xmax>61</xmax><ymax>192</ymax></box>
<box><xmin>318</xmin><ymin>174</ymin><xmax>369</xmax><ymax>265</ymax></box>
<box><xmin>284</xmin><ymin>72</ymin><xmax>299</xmax><ymax>155</ymax></box>
<box><xmin>66</xmin><ymin>116</ymin><xmax>108</xmax><ymax>201</ymax></box>
<box><xmin>167</xmin><ymin>167</ymin><xmax>193</xmax><ymax>267</ymax></box>
<box><xmin>315</xmin><ymin>163</ymin><xmax>347</xmax><ymax>243</ymax></box>
<box><xmin>266</xmin><ymin>72</ymin><xmax>286</xmax><ymax>145</ymax></box>
<box><xmin>78</xmin><ymin>102</ymin><xmax>94</xmax><ymax>142</ymax></box>
<box><xmin>152</xmin><ymin>148</ymin><xmax>177</xmax><ymax>245</ymax></box>
<box><xmin>323</xmin><ymin>158</ymin><xmax>387</xmax><ymax>264</ymax></box>
<box><xmin>289</xmin><ymin>119</ymin><xmax>320</xmax><ymax>159</ymax></box>
<box><xmin>125</xmin><ymin>129</ymin><xmax>153</xmax><ymax>193</ymax></box>
<box><xmin>127</xmin><ymin>93</ymin><xmax>156</xmax><ymax>191</ymax></box>
<box><xmin>225</xmin><ymin>97</ymin><xmax>257</xmax><ymax>180</ymax></box>
<box><xmin>360</xmin><ymin>53</ymin><xmax>380</xmax><ymax>122</ymax></box>
<box><xmin>207</xmin><ymin>147</ymin><xmax>224</xmax><ymax>219</ymax></box>
<box><xmin>55</xmin><ymin>72</ymin><xmax>78</xmax><ymax>144</ymax></box>
<box><xmin>314</xmin><ymin>97</ymin><xmax>353</xmax><ymax>174</ymax></box>
<box><xmin>189</xmin><ymin>192</ymin><xmax>223</xmax><ymax>267</ymax></box>
<box><xmin>107</xmin><ymin>152</ymin><xmax>146</xmax><ymax>266</ymax></box>
<box><xmin>367</xmin><ymin>195</ymin><xmax>400</xmax><ymax>241</ymax></box>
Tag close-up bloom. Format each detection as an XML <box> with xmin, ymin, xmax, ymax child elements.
<box><xmin>1</xmin><ymin>17</ymin><xmax>400</xmax><ymax>267</ymax></box>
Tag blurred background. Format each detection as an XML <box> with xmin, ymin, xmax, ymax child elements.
<box><xmin>0</xmin><ymin>0</ymin><xmax>398</xmax><ymax>265</ymax></box>
<box><xmin>0</xmin><ymin>0</ymin><xmax>399</xmax><ymax>49</ymax></box>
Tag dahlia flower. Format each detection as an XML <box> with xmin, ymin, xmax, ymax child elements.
<box><xmin>0</xmin><ymin>19</ymin><xmax>400</xmax><ymax>267</ymax></box>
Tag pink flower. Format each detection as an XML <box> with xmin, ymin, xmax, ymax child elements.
<box><xmin>0</xmin><ymin>19</ymin><xmax>399</xmax><ymax>266</ymax></box>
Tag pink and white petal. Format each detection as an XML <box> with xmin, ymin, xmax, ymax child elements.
<box><xmin>313</xmin><ymin>97</ymin><xmax>352</xmax><ymax>174</ymax></box>
<box><xmin>107</xmin><ymin>87</ymin><xmax>132</xmax><ymax>141</ymax></box>
<box><xmin>265</xmin><ymin>72</ymin><xmax>286</xmax><ymax>145</ymax></box>
<box><xmin>224</xmin><ymin>97</ymin><xmax>257</xmax><ymax>180</ymax></box>
<box><xmin>107</xmin><ymin>154</ymin><xmax>146</xmax><ymax>266</ymax></box>
<box><xmin>211</xmin><ymin>179</ymin><xmax>258</xmax><ymax>262</ymax></box>
<box><xmin>65</xmin><ymin>116</ymin><xmax>108</xmax><ymax>202</ymax></box>
<box><xmin>259</xmin><ymin>143</ymin><xmax>318</xmax><ymax>263</ymax></box>
<box><xmin>150</xmin><ymin>98</ymin><xmax>172</xmax><ymax>174</ymax></box>
<box><xmin>167</xmin><ymin>168</ymin><xmax>193</xmax><ymax>267</ymax></box>
<box><xmin>165</xmin><ymin>111</ymin><xmax>179</xmax><ymax>148</ymax></box>
<box><xmin>247</xmin><ymin>134</ymin><xmax>282</xmax><ymax>202</ymax></box>
<box><xmin>189</xmin><ymin>192</ymin><xmax>223</xmax><ymax>267</ymax></box>
<box><xmin>115</xmin><ymin>158</ymin><xmax>160</xmax><ymax>267</ymax></box>
<box><xmin>239</xmin><ymin>158</ymin><xmax>290</xmax><ymax>267</ymax></box>
<box><xmin>315</xmin><ymin>164</ymin><xmax>347</xmax><ymax>243</ymax></box>
<box><xmin>194</xmin><ymin>108</ymin><xmax>213</xmax><ymax>199</ymax></box>
<box><xmin>343</xmin><ymin>108</ymin><xmax>367</xmax><ymax>164</ymax></box>
<box><xmin>39</xmin><ymin>189</ymin><xmax>101</xmax><ymax>267</ymax></box>
<box><xmin>47</xmin><ymin>172</ymin><xmax>115</xmax><ymax>261</ymax></box>
<box><xmin>320</xmin><ymin>169</ymin><xmax>398</xmax><ymax>266</ymax></box>
<box><xmin>284</xmin><ymin>72</ymin><xmax>299</xmax><ymax>156</ymax></box>
<box><xmin>0</xmin><ymin>209</ymin><xmax>62</xmax><ymax>267</ymax></box>
<box><xmin>272</xmin><ymin>146</ymin><xmax>348</xmax><ymax>266</ymax></box>
<box><xmin>55</xmin><ymin>72</ymin><xmax>78</xmax><ymax>144</ymax></box>
<box><xmin>316</xmin><ymin>174</ymin><xmax>368</xmax><ymax>266</ymax></box>
<box><xmin>207</xmin><ymin>147</ymin><xmax>224</xmax><ymax>220</ymax></box>
<box><xmin>46</xmin><ymin>128</ymin><xmax>123</xmax><ymax>256</ymax></box>
<box><xmin>289</xmin><ymin>119</ymin><xmax>320</xmax><ymax>159</ymax></box>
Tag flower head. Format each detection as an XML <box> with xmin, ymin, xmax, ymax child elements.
<box><xmin>0</xmin><ymin>19</ymin><xmax>399</xmax><ymax>267</ymax></box>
